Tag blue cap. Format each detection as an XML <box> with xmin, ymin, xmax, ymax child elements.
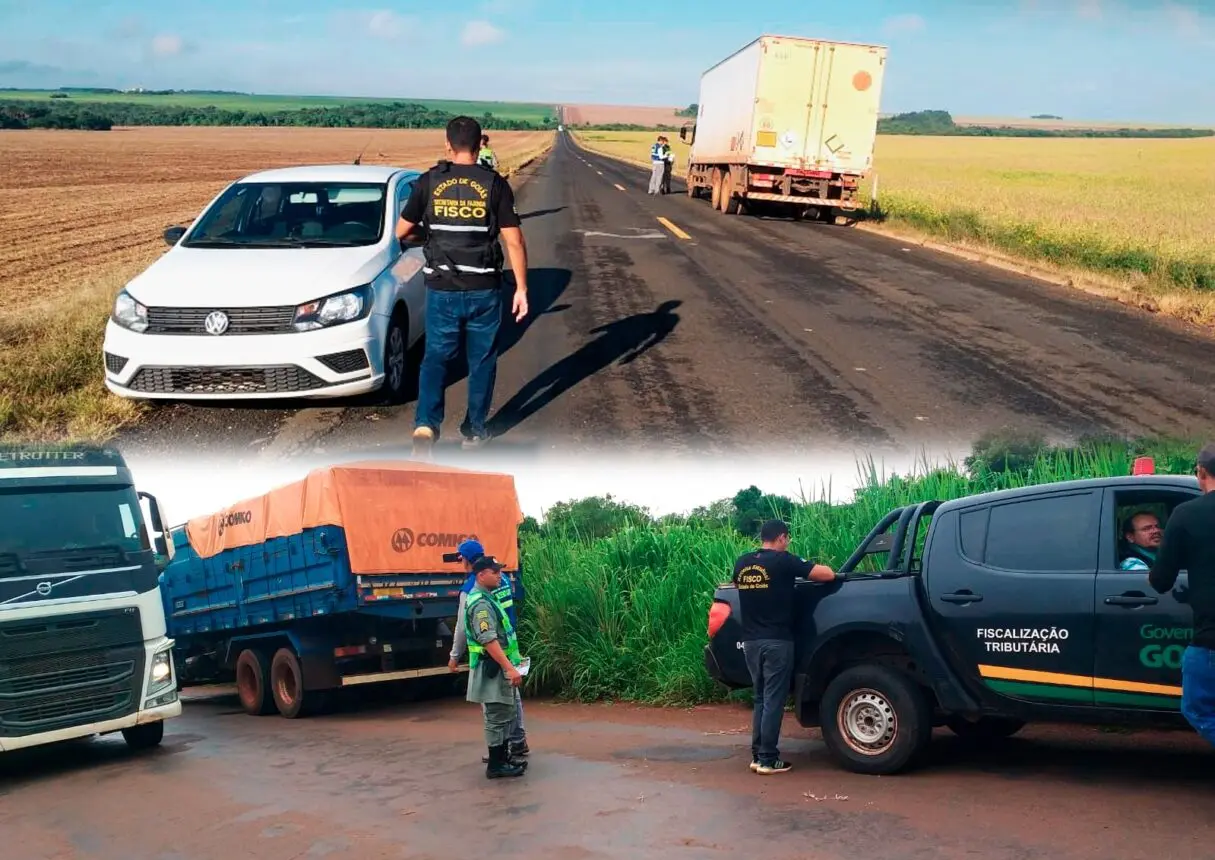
<box><xmin>456</xmin><ymin>539</ymin><xmax>484</xmax><ymax>562</ymax></box>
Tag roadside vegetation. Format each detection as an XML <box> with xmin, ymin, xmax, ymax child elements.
<box><xmin>516</xmin><ymin>433</ymin><xmax>1204</xmax><ymax>706</ymax></box>
<box><xmin>571</xmin><ymin>127</ymin><xmax>1215</xmax><ymax>326</ymax></box>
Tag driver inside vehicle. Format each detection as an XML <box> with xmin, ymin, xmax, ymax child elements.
<box><xmin>1119</xmin><ymin>510</ymin><xmax>1164</xmax><ymax>571</ymax></box>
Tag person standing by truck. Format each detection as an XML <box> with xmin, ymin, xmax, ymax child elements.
<box><xmin>450</xmin><ymin>538</ymin><xmax>530</xmax><ymax>761</ymax></box>
<box><xmin>464</xmin><ymin>554</ymin><xmax>527</xmax><ymax>778</ymax></box>
<box><xmin>660</xmin><ymin>136</ymin><xmax>675</xmax><ymax>194</ymax></box>
<box><xmin>648</xmin><ymin>134</ymin><xmax>666</xmax><ymax>195</ymax></box>
<box><xmin>732</xmin><ymin>519</ymin><xmax>837</xmax><ymax>774</ymax></box>
<box><xmin>1148</xmin><ymin>442</ymin><xmax>1215</xmax><ymax>747</ymax></box>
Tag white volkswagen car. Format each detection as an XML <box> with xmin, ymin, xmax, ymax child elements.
<box><xmin>102</xmin><ymin>164</ymin><xmax>428</xmax><ymax>402</ymax></box>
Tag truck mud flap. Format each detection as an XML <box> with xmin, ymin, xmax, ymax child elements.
<box><xmin>704</xmin><ymin>645</ymin><xmax>725</xmax><ymax>683</ymax></box>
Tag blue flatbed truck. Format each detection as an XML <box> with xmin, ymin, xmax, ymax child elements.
<box><xmin>705</xmin><ymin>461</ymin><xmax>1202</xmax><ymax>774</ymax></box>
<box><xmin>159</xmin><ymin>460</ymin><xmax>525</xmax><ymax>718</ymax></box>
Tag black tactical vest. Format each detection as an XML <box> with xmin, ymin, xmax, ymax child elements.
<box><xmin>419</xmin><ymin>161</ymin><xmax>505</xmax><ymax>290</ymax></box>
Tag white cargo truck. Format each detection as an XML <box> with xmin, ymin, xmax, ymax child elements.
<box><xmin>680</xmin><ymin>34</ymin><xmax>888</xmax><ymax>221</ymax></box>
<box><xmin>0</xmin><ymin>446</ymin><xmax>181</xmax><ymax>754</ymax></box>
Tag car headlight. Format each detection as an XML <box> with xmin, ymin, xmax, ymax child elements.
<box><xmin>293</xmin><ymin>285</ymin><xmax>372</xmax><ymax>332</ymax></box>
<box><xmin>148</xmin><ymin>647</ymin><xmax>174</xmax><ymax>695</ymax></box>
<box><xmin>113</xmin><ymin>290</ymin><xmax>149</xmax><ymax>333</ymax></box>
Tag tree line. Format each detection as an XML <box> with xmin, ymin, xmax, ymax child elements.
<box><xmin>876</xmin><ymin>110</ymin><xmax>1213</xmax><ymax>138</ymax></box>
<box><xmin>0</xmin><ymin>99</ymin><xmax>557</xmax><ymax>131</ymax></box>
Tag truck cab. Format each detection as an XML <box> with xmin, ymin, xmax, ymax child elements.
<box><xmin>0</xmin><ymin>445</ymin><xmax>181</xmax><ymax>754</ymax></box>
<box><xmin>705</xmin><ymin>469</ymin><xmax>1200</xmax><ymax>774</ymax></box>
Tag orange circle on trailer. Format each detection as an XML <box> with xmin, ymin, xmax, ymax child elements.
<box><xmin>853</xmin><ymin>71</ymin><xmax>873</xmax><ymax>91</ymax></box>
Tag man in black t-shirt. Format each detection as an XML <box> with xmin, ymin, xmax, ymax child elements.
<box><xmin>396</xmin><ymin>116</ymin><xmax>530</xmax><ymax>455</ymax></box>
<box><xmin>1149</xmin><ymin>442</ymin><xmax>1215</xmax><ymax>747</ymax></box>
<box><xmin>732</xmin><ymin>519</ymin><xmax>836</xmax><ymax>774</ymax></box>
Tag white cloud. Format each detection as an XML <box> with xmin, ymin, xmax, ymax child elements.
<box><xmin>882</xmin><ymin>13</ymin><xmax>926</xmax><ymax>36</ymax></box>
<box><xmin>461</xmin><ymin>20</ymin><xmax>506</xmax><ymax>46</ymax></box>
<box><xmin>150</xmin><ymin>34</ymin><xmax>185</xmax><ymax>57</ymax></box>
<box><xmin>366</xmin><ymin>9</ymin><xmax>408</xmax><ymax>39</ymax></box>
<box><xmin>1076</xmin><ymin>0</ymin><xmax>1103</xmax><ymax>21</ymax></box>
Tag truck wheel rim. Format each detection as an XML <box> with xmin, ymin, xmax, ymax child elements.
<box><xmin>237</xmin><ymin>663</ymin><xmax>258</xmax><ymax>706</ymax></box>
<box><xmin>276</xmin><ymin>666</ymin><xmax>298</xmax><ymax>707</ymax></box>
<box><xmin>837</xmin><ymin>688</ymin><xmax>897</xmax><ymax>755</ymax></box>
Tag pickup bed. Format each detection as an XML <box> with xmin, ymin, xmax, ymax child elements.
<box><xmin>705</xmin><ymin>473</ymin><xmax>1200</xmax><ymax>774</ymax></box>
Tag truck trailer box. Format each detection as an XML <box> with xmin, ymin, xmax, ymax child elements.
<box><xmin>691</xmin><ymin>34</ymin><xmax>887</xmax><ymax>174</ymax></box>
<box><xmin>160</xmin><ymin>460</ymin><xmax>526</xmax><ymax>717</ymax></box>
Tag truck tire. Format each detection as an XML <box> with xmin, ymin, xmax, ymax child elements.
<box><xmin>819</xmin><ymin>664</ymin><xmax>933</xmax><ymax>775</ymax></box>
<box><xmin>718</xmin><ymin>170</ymin><xmax>740</xmax><ymax>215</ymax></box>
<box><xmin>945</xmin><ymin>715</ymin><xmax>1025</xmax><ymax>740</ymax></box>
<box><xmin>710</xmin><ymin>169</ymin><xmax>723</xmax><ymax>209</ymax></box>
<box><xmin>235</xmin><ymin>648</ymin><xmax>275</xmax><ymax>716</ymax></box>
<box><xmin>121</xmin><ymin>721</ymin><xmax>165</xmax><ymax>751</ymax></box>
<box><xmin>270</xmin><ymin>646</ymin><xmax>311</xmax><ymax>719</ymax></box>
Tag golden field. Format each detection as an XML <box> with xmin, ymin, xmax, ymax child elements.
<box><xmin>0</xmin><ymin>126</ymin><xmax>554</xmax><ymax>441</ymax></box>
<box><xmin>572</xmin><ymin>129</ymin><xmax>1215</xmax><ymax>324</ymax></box>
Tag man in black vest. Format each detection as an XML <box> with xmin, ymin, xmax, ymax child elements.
<box><xmin>395</xmin><ymin>116</ymin><xmax>529</xmax><ymax>455</ymax></box>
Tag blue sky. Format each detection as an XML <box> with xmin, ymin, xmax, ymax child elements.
<box><xmin>0</xmin><ymin>0</ymin><xmax>1212</xmax><ymax>123</ymax></box>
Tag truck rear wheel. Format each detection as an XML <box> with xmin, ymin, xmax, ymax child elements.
<box><xmin>122</xmin><ymin>721</ymin><xmax>164</xmax><ymax>751</ymax></box>
<box><xmin>819</xmin><ymin>664</ymin><xmax>933</xmax><ymax>775</ymax></box>
<box><xmin>718</xmin><ymin>170</ymin><xmax>740</xmax><ymax>215</ymax></box>
<box><xmin>235</xmin><ymin>648</ymin><xmax>275</xmax><ymax>716</ymax></box>
<box><xmin>945</xmin><ymin>715</ymin><xmax>1025</xmax><ymax>740</ymax></box>
<box><xmin>270</xmin><ymin>646</ymin><xmax>311</xmax><ymax>719</ymax></box>
<box><xmin>710</xmin><ymin>169</ymin><xmax>723</xmax><ymax>209</ymax></box>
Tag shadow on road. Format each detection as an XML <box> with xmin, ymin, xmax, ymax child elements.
<box><xmin>520</xmin><ymin>206</ymin><xmax>567</xmax><ymax>220</ymax></box>
<box><xmin>487</xmin><ymin>299</ymin><xmax>682</xmax><ymax>438</ymax></box>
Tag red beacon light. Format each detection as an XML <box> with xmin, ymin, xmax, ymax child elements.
<box><xmin>1132</xmin><ymin>456</ymin><xmax>1156</xmax><ymax>476</ymax></box>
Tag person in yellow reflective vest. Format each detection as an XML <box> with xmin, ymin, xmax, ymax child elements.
<box><xmin>464</xmin><ymin>555</ymin><xmax>527</xmax><ymax>778</ymax></box>
<box><xmin>449</xmin><ymin>539</ymin><xmax>530</xmax><ymax>761</ymax></box>
<box><xmin>478</xmin><ymin>134</ymin><xmax>498</xmax><ymax>171</ymax></box>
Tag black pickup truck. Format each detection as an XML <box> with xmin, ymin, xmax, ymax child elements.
<box><xmin>705</xmin><ymin>471</ymin><xmax>1200</xmax><ymax>774</ymax></box>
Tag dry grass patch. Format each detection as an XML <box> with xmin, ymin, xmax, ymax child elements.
<box><xmin>0</xmin><ymin>126</ymin><xmax>554</xmax><ymax>442</ymax></box>
<box><xmin>572</xmin><ymin>129</ymin><xmax>1215</xmax><ymax>325</ymax></box>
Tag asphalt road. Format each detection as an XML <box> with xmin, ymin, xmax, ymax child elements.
<box><xmin>5</xmin><ymin>688</ymin><xmax>1214</xmax><ymax>860</ymax></box>
<box><xmin>115</xmin><ymin>131</ymin><xmax>1215</xmax><ymax>464</ymax></box>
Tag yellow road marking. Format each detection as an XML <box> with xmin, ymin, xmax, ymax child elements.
<box><xmin>614</xmin><ymin>183</ymin><xmax>626</xmax><ymax>191</ymax></box>
<box><xmin>978</xmin><ymin>664</ymin><xmax>1182</xmax><ymax>696</ymax></box>
<box><xmin>656</xmin><ymin>216</ymin><xmax>691</xmax><ymax>240</ymax></box>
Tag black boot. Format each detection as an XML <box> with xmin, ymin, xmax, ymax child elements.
<box><xmin>482</xmin><ymin>743</ymin><xmax>528</xmax><ymax>768</ymax></box>
<box><xmin>509</xmin><ymin>739</ymin><xmax>530</xmax><ymax>758</ymax></box>
<box><xmin>485</xmin><ymin>744</ymin><xmax>525</xmax><ymax>779</ymax></box>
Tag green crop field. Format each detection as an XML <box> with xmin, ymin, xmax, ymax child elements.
<box><xmin>0</xmin><ymin>89</ymin><xmax>557</xmax><ymax>122</ymax></box>
<box><xmin>515</xmin><ymin>436</ymin><xmax>1203</xmax><ymax>705</ymax></box>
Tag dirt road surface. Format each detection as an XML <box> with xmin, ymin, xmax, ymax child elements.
<box><xmin>115</xmin><ymin>132</ymin><xmax>1215</xmax><ymax>463</ymax></box>
<box><xmin>4</xmin><ymin>688</ymin><xmax>1213</xmax><ymax>860</ymax></box>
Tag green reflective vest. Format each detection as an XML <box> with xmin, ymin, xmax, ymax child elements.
<box><xmin>479</xmin><ymin>147</ymin><xmax>497</xmax><ymax>167</ymax></box>
<box><xmin>465</xmin><ymin>588</ymin><xmax>521</xmax><ymax>669</ymax></box>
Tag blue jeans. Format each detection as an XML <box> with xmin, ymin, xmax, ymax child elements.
<box><xmin>743</xmin><ymin>639</ymin><xmax>794</xmax><ymax>765</ymax></box>
<box><xmin>415</xmin><ymin>286</ymin><xmax>502</xmax><ymax>437</ymax></box>
<box><xmin>1182</xmin><ymin>645</ymin><xmax>1215</xmax><ymax>746</ymax></box>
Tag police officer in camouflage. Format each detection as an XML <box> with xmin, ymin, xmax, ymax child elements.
<box><xmin>395</xmin><ymin>116</ymin><xmax>530</xmax><ymax>455</ymax></box>
<box><xmin>463</xmin><ymin>554</ymin><xmax>527</xmax><ymax>778</ymax></box>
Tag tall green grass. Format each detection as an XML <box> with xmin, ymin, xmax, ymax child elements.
<box><xmin>517</xmin><ymin>439</ymin><xmax>1202</xmax><ymax>706</ymax></box>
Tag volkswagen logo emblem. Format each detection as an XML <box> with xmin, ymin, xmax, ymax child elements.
<box><xmin>35</xmin><ymin>582</ymin><xmax>53</xmax><ymax>596</ymax></box>
<box><xmin>204</xmin><ymin>310</ymin><xmax>230</xmax><ymax>335</ymax></box>
<box><xmin>391</xmin><ymin>528</ymin><xmax>415</xmax><ymax>553</ymax></box>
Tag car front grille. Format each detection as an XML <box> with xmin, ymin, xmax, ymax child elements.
<box><xmin>145</xmin><ymin>306</ymin><xmax>297</xmax><ymax>335</ymax></box>
<box><xmin>127</xmin><ymin>365</ymin><xmax>327</xmax><ymax>394</ymax></box>
<box><xmin>0</xmin><ymin>607</ymin><xmax>145</xmax><ymax>737</ymax></box>
<box><xmin>317</xmin><ymin>349</ymin><xmax>371</xmax><ymax>374</ymax></box>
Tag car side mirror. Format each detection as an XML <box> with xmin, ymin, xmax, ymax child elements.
<box><xmin>164</xmin><ymin>225</ymin><xmax>187</xmax><ymax>245</ymax></box>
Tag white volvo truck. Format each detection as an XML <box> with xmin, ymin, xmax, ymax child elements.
<box><xmin>0</xmin><ymin>446</ymin><xmax>181</xmax><ymax>753</ymax></box>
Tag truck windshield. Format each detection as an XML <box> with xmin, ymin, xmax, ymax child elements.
<box><xmin>0</xmin><ymin>485</ymin><xmax>157</xmax><ymax>605</ymax></box>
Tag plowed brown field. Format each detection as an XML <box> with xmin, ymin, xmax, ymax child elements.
<box><xmin>560</xmin><ymin>104</ymin><xmax>686</xmax><ymax>127</ymax></box>
<box><xmin>0</xmin><ymin>126</ymin><xmax>553</xmax><ymax>308</ymax></box>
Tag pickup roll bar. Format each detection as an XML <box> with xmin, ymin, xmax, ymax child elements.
<box><xmin>837</xmin><ymin>499</ymin><xmax>944</xmax><ymax>576</ymax></box>
<box><xmin>838</xmin><ymin>506</ymin><xmax>907</xmax><ymax>574</ymax></box>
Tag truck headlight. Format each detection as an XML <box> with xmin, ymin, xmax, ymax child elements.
<box><xmin>113</xmin><ymin>290</ymin><xmax>149</xmax><ymax>333</ymax></box>
<box><xmin>148</xmin><ymin>648</ymin><xmax>174</xmax><ymax>695</ymax></box>
<box><xmin>293</xmin><ymin>285</ymin><xmax>372</xmax><ymax>331</ymax></box>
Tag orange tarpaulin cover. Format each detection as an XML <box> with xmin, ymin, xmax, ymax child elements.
<box><xmin>184</xmin><ymin>460</ymin><xmax>524</xmax><ymax>573</ymax></box>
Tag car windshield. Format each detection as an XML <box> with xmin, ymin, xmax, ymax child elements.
<box><xmin>182</xmin><ymin>181</ymin><xmax>389</xmax><ymax>248</ymax></box>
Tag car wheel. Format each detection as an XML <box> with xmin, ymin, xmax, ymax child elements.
<box><xmin>121</xmin><ymin>721</ymin><xmax>165</xmax><ymax>750</ymax></box>
<box><xmin>945</xmin><ymin>715</ymin><xmax>1025</xmax><ymax>740</ymax></box>
<box><xmin>819</xmin><ymin>664</ymin><xmax>933</xmax><ymax>775</ymax></box>
<box><xmin>382</xmin><ymin>309</ymin><xmax>409</xmax><ymax>405</ymax></box>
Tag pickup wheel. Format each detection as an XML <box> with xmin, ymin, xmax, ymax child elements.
<box><xmin>945</xmin><ymin>715</ymin><xmax>1026</xmax><ymax>740</ymax></box>
<box><xmin>235</xmin><ymin>648</ymin><xmax>275</xmax><ymax>716</ymax></box>
<box><xmin>819</xmin><ymin>665</ymin><xmax>933</xmax><ymax>775</ymax></box>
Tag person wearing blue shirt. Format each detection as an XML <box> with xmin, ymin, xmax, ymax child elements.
<box><xmin>449</xmin><ymin>539</ymin><xmax>530</xmax><ymax>760</ymax></box>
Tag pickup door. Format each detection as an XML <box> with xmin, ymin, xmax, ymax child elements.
<box><xmin>923</xmin><ymin>487</ymin><xmax>1102</xmax><ymax>707</ymax></box>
